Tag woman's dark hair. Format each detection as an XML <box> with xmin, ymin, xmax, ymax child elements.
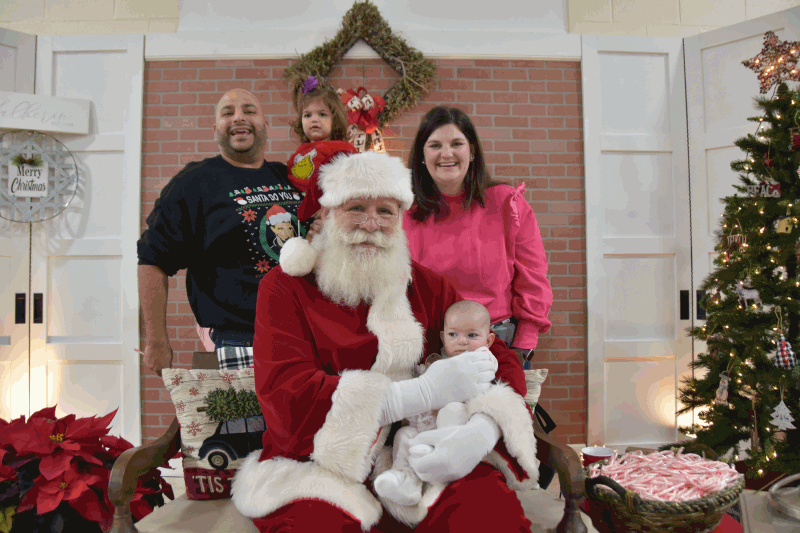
<box><xmin>408</xmin><ymin>106</ymin><xmax>498</xmax><ymax>222</ymax></box>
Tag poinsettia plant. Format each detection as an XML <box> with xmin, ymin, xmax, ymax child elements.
<box><xmin>0</xmin><ymin>406</ymin><xmax>172</xmax><ymax>532</ymax></box>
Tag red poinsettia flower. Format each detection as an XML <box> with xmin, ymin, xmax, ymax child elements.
<box><xmin>130</xmin><ymin>472</ymin><xmax>175</xmax><ymax>521</ymax></box>
<box><xmin>241</xmin><ymin>209</ymin><xmax>256</xmax><ymax>223</ymax></box>
<box><xmin>13</xmin><ymin>409</ymin><xmax>118</xmax><ymax>480</ymax></box>
<box><xmin>18</xmin><ymin>461</ymin><xmax>101</xmax><ymax>514</ymax></box>
<box><xmin>0</xmin><ymin>462</ymin><xmax>15</xmax><ymax>483</ymax></box>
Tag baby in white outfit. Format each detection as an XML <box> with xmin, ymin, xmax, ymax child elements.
<box><xmin>374</xmin><ymin>300</ymin><xmax>497</xmax><ymax>505</ymax></box>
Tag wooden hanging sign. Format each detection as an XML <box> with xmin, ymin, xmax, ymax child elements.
<box><xmin>0</xmin><ymin>91</ymin><xmax>91</xmax><ymax>135</ymax></box>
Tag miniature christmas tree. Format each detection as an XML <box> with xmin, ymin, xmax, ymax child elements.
<box><xmin>676</xmin><ymin>31</ymin><xmax>800</xmax><ymax>479</ymax></box>
<box><xmin>770</xmin><ymin>398</ymin><xmax>796</xmax><ymax>431</ymax></box>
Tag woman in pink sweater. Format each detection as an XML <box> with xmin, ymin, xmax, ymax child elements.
<box><xmin>403</xmin><ymin>106</ymin><xmax>553</xmax><ymax>364</ymax></box>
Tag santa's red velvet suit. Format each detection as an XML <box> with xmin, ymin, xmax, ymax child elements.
<box><xmin>231</xmin><ymin>260</ymin><xmax>540</xmax><ymax>532</ymax></box>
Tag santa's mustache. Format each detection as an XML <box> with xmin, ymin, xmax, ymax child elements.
<box><xmin>338</xmin><ymin>227</ymin><xmax>390</xmax><ymax>249</ymax></box>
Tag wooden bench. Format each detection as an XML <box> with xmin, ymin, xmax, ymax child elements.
<box><xmin>108</xmin><ymin>352</ymin><xmax>588</xmax><ymax>533</ymax></box>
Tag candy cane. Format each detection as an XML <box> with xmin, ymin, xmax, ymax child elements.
<box><xmin>588</xmin><ymin>450</ymin><xmax>739</xmax><ymax>501</ymax></box>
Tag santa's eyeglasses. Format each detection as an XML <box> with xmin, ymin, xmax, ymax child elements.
<box><xmin>345</xmin><ymin>212</ymin><xmax>399</xmax><ymax>226</ymax></box>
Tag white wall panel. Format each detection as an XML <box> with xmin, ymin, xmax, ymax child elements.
<box><xmin>604</xmin><ymin>256</ymin><xmax>677</xmax><ymax>341</ymax></box>
<box><xmin>705</xmin><ymin>146</ymin><xmax>742</xmax><ymax>233</ymax></box>
<box><xmin>52</xmin><ymin>51</ymin><xmax>128</xmax><ymax>135</ymax></box>
<box><xmin>48</xmin><ymin>256</ymin><xmax>121</xmax><ymax>338</ymax></box>
<box><xmin>604</xmin><ymin>361</ymin><xmax>679</xmax><ymax>445</ymax></box>
<box><xmin>47</xmin><ymin>360</ymin><xmax>122</xmax><ymax>433</ymax></box>
<box><xmin>599</xmin><ymin>52</ymin><xmax>671</xmax><ymax>135</ymax></box>
<box><xmin>602</xmin><ymin>153</ymin><xmax>675</xmax><ymax>238</ymax></box>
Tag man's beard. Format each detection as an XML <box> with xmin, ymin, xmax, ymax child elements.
<box><xmin>215</xmin><ymin>124</ymin><xmax>267</xmax><ymax>160</ymax></box>
<box><xmin>314</xmin><ymin>211</ymin><xmax>412</xmax><ymax>308</ymax></box>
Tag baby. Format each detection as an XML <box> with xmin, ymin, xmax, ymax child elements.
<box><xmin>374</xmin><ymin>300</ymin><xmax>497</xmax><ymax>506</ymax></box>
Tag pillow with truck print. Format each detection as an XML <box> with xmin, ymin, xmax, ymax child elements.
<box><xmin>162</xmin><ymin>367</ymin><xmax>264</xmax><ymax>500</ymax></box>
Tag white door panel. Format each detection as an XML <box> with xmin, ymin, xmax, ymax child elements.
<box><xmin>0</xmin><ymin>28</ymin><xmax>36</xmax><ymax>421</ymax></box>
<box><xmin>28</xmin><ymin>35</ymin><xmax>144</xmax><ymax>443</ymax></box>
<box><xmin>0</xmin><ymin>28</ymin><xmax>35</xmax><ymax>94</ymax></box>
<box><xmin>584</xmin><ymin>35</ymin><xmax>692</xmax><ymax>448</ymax></box>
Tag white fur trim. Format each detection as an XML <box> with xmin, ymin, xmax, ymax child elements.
<box><xmin>311</xmin><ymin>370</ymin><xmax>390</xmax><ymax>482</ymax></box>
<box><xmin>370</xmin><ymin>446</ymin><xmax>447</xmax><ymax>527</ymax></box>
<box><xmin>232</xmin><ymin>452</ymin><xmax>383</xmax><ymax>528</ymax></box>
<box><xmin>318</xmin><ymin>151</ymin><xmax>413</xmax><ymax>211</ymax></box>
<box><xmin>279</xmin><ymin>237</ymin><xmax>318</xmax><ymax>277</ymax></box>
<box><xmin>465</xmin><ymin>382</ymin><xmax>540</xmax><ymax>490</ymax></box>
<box><xmin>367</xmin><ymin>283</ymin><xmax>425</xmax><ymax>381</ymax></box>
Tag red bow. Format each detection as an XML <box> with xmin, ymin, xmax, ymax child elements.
<box><xmin>338</xmin><ymin>87</ymin><xmax>385</xmax><ymax>134</ymax></box>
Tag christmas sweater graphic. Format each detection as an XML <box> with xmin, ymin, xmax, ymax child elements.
<box><xmin>230</xmin><ymin>184</ymin><xmax>304</xmax><ymax>275</ymax></box>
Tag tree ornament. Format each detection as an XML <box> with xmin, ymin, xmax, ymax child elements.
<box><xmin>727</xmin><ymin>233</ymin><xmax>746</xmax><ymax>249</ymax></box>
<box><xmin>770</xmin><ymin>383</ymin><xmax>795</xmax><ymax>436</ymax></box>
<box><xmin>764</xmin><ymin>156</ymin><xmax>774</xmax><ymax>167</ymax></box>
<box><xmin>749</xmin><ymin>396</ymin><xmax>760</xmax><ymax>453</ymax></box>
<box><xmin>742</xmin><ymin>31</ymin><xmax>800</xmax><ymax>93</ymax></box>
<box><xmin>774</xmin><ymin>215</ymin><xmax>794</xmax><ymax>233</ymax></box>
<box><xmin>774</xmin><ymin>333</ymin><xmax>798</xmax><ymax>369</ymax></box>
<box><xmin>715</xmin><ymin>371</ymin><xmax>731</xmax><ymax>405</ymax></box>
<box><xmin>735</xmin><ymin>278</ymin><xmax>762</xmax><ymax>307</ymax></box>
<box><xmin>746</xmin><ymin>180</ymin><xmax>781</xmax><ymax>197</ymax></box>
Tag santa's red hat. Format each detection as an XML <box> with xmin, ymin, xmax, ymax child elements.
<box><xmin>279</xmin><ymin>151</ymin><xmax>412</xmax><ymax>277</ymax></box>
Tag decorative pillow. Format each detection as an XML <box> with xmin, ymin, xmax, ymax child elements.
<box><xmin>162</xmin><ymin>367</ymin><xmax>263</xmax><ymax>501</ymax></box>
<box><xmin>523</xmin><ymin>368</ymin><xmax>548</xmax><ymax>410</ymax></box>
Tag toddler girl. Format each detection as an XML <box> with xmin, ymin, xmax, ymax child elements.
<box><xmin>287</xmin><ymin>75</ymin><xmax>358</xmax><ymax>222</ymax></box>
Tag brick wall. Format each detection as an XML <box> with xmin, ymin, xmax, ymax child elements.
<box><xmin>140</xmin><ymin>58</ymin><xmax>587</xmax><ymax>445</ymax></box>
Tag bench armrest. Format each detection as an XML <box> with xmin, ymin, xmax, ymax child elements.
<box><xmin>534</xmin><ymin>419</ymin><xmax>587</xmax><ymax>533</ymax></box>
<box><xmin>108</xmin><ymin>417</ymin><xmax>181</xmax><ymax>533</ymax></box>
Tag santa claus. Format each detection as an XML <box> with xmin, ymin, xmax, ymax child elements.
<box><xmin>232</xmin><ymin>151</ymin><xmax>539</xmax><ymax>532</ymax></box>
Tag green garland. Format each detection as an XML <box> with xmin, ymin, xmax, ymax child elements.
<box><xmin>284</xmin><ymin>0</ymin><xmax>437</xmax><ymax>128</ymax></box>
<box><xmin>10</xmin><ymin>154</ymin><xmax>42</xmax><ymax>167</ymax></box>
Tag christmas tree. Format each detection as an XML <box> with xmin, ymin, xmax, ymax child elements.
<box><xmin>676</xmin><ymin>31</ymin><xmax>800</xmax><ymax>480</ymax></box>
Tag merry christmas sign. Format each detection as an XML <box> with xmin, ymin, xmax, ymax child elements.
<box><xmin>8</xmin><ymin>157</ymin><xmax>48</xmax><ymax>198</ymax></box>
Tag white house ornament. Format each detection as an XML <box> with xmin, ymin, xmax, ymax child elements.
<box><xmin>774</xmin><ymin>333</ymin><xmax>798</xmax><ymax>370</ymax></box>
<box><xmin>774</xmin><ymin>215</ymin><xmax>794</xmax><ymax>233</ymax></box>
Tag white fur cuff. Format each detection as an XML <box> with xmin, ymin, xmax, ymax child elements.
<box><xmin>465</xmin><ymin>382</ymin><xmax>539</xmax><ymax>490</ymax></box>
<box><xmin>311</xmin><ymin>370</ymin><xmax>391</xmax><ymax>483</ymax></box>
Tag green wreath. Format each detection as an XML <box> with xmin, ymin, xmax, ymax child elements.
<box><xmin>284</xmin><ymin>0</ymin><xmax>437</xmax><ymax>128</ymax></box>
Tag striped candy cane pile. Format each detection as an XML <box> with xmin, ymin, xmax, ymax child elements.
<box><xmin>587</xmin><ymin>449</ymin><xmax>740</xmax><ymax>502</ymax></box>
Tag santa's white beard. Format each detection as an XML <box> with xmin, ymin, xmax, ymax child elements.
<box><xmin>315</xmin><ymin>212</ymin><xmax>412</xmax><ymax>307</ymax></box>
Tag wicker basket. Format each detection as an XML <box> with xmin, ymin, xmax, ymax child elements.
<box><xmin>583</xmin><ymin>458</ymin><xmax>745</xmax><ymax>533</ymax></box>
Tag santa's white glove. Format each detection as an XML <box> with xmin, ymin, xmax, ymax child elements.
<box><xmin>378</xmin><ymin>348</ymin><xmax>497</xmax><ymax>426</ymax></box>
<box><xmin>407</xmin><ymin>413</ymin><xmax>501</xmax><ymax>484</ymax></box>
